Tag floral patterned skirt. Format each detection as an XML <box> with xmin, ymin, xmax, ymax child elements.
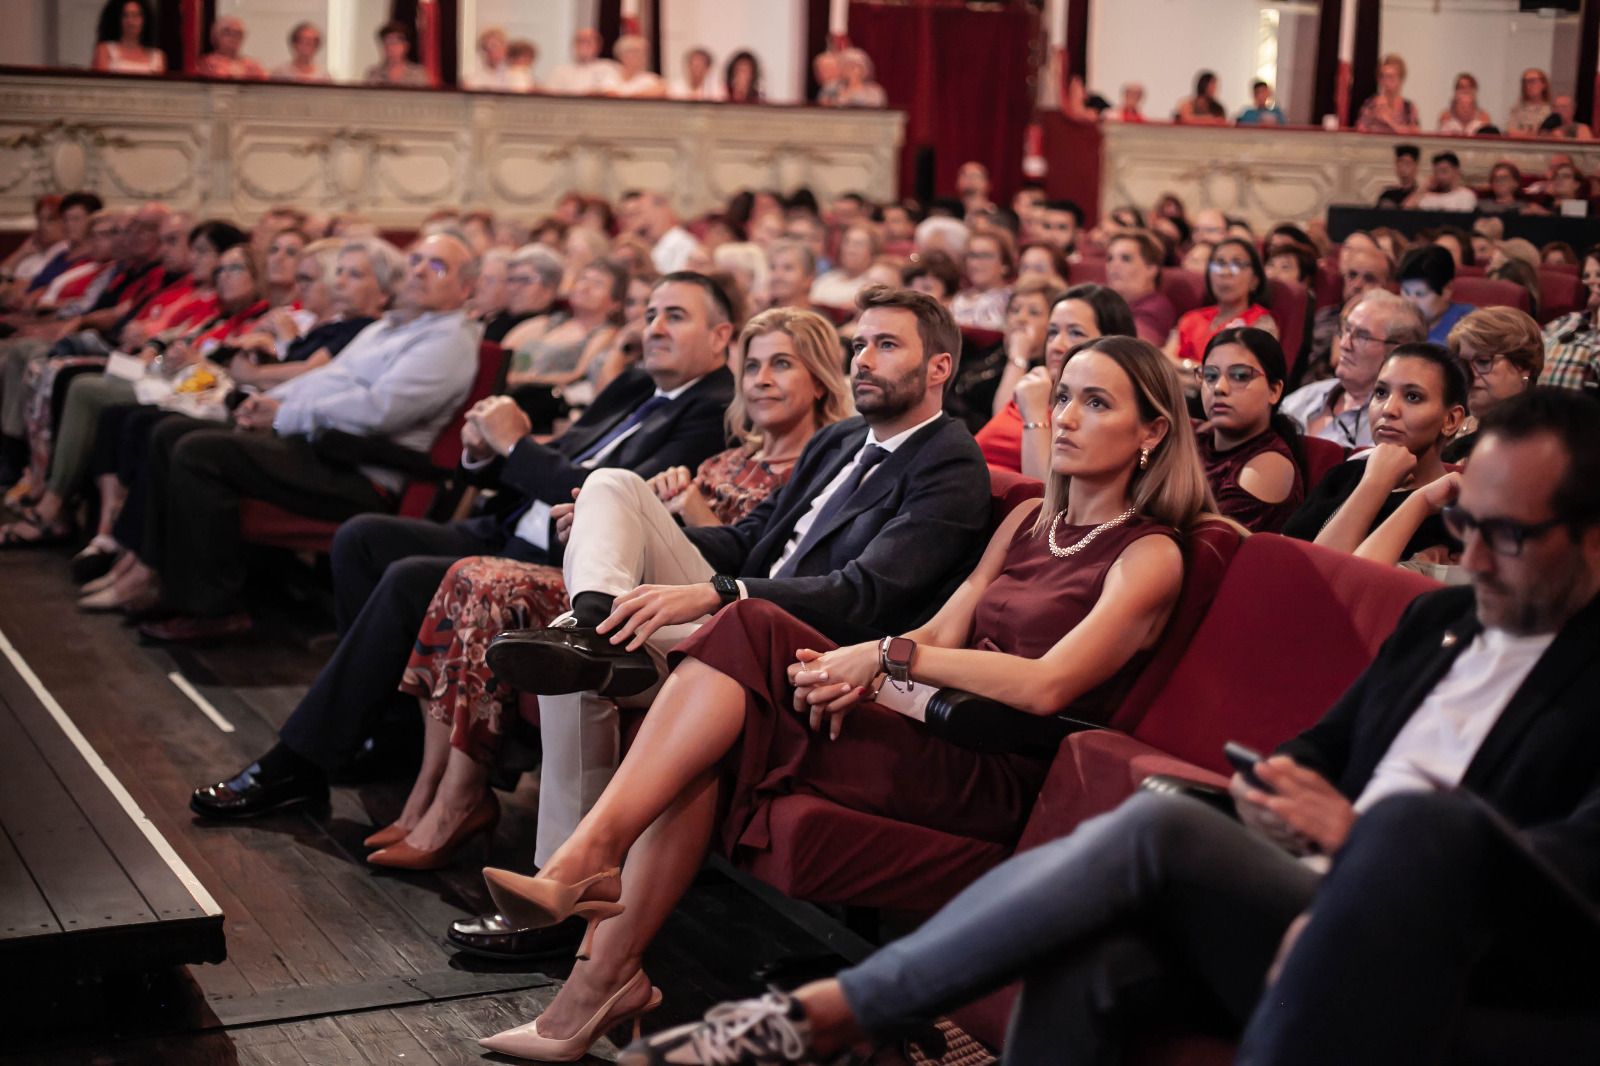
<box><xmin>398</xmin><ymin>555</ymin><xmax>571</xmax><ymax>765</ymax></box>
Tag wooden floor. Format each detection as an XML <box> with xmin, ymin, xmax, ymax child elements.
<box><xmin>0</xmin><ymin>547</ymin><xmax>864</xmax><ymax>1065</ymax></box>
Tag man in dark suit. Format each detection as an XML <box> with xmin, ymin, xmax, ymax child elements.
<box><xmin>618</xmin><ymin>388</ymin><xmax>1600</xmax><ymax>1066</ymax></box>
<box><xmin>189</xmin><ymin>272</ymin><xmax>736</xmax><ymax>819</ymax></box>
<box><xmin>452</xmin><ymin>285</ymin><xmax>992</xmax><ymax>957</ymax></box>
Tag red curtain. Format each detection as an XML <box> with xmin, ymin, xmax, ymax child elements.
<box><xmin>846</xmin><ymin>1</ymin><xmax>1037</xmax><ymax>204</ymax></box>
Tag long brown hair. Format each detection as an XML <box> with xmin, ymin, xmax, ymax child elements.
<box><xmin>1031</xmin><ymin>335</ymin><xmax>1215</xmax><ymax>534</ymax></box>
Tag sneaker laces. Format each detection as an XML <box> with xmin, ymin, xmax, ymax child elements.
<box><xmin>686</xmin><ymin>994</ymin><xmax>813</xmax><ymax>1066</ymax></box>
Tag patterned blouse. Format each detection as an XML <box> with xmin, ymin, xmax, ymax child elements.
<box><xmin>1540</xmin><ymin>312</ymin><xmax>1600</xmax><ymax>392</ymax></box>
<box><xmin>695</xmin><ymin>444</ymin><xmax>796</xmax><ymax>525</ymax></box>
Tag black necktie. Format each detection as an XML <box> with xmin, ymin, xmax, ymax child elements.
<box><xmin>575</xmin><ymin>394</ymin><xmax>672</xmax><ymax>463</ymax></box>
<box><xmin>776</xmin><ymin>444</ymin><xmax>889</xmax><ymax>576</ymax></box>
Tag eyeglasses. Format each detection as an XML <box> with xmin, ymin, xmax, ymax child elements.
<box><xmin>1208</xmin><ymin>259</ymin><xmax>1251</xmax><ymax>275</ymax></box>
<box><xmin>1337</xmin><ymin>322</ymin><xmax>1397</xmax><ymax>347</ymax></box>
<box><xmin>1440</xmin><ymin>504</ymin><xmax>1565</xmax><ymax>557</ymax></box>
<box><xmin>216</xmin><ymin>262</ymin><xmax>249</xmax><ymax>275</ymax></box>
<box><xmin>1462</xmin><ymin>352</ymin><xmax>1506</xmax><ymax>377</ymax></box>
<box><xmin>294</xmin><ymin>273</ymin><xmax>321</xmax><ymax>286</ymax></box>
<box><xmin>966</xmin><ymin>250</ymin><xmax>999</xmax><ymax>261</ymax></box>
<box><xmin>1200</xmin><ymin>365</ymin><xmax>1265</xmax><ymax>388</ymax></box>
<box><xmin>408</xmin><ymin>254</ymin><xmax>450</xmax><ymax>278</ymax></box>
<box><xmin>1343</xmin><ymin>270</ymin><xmax>1382</xmax><ymax>286</ymax></box>
<box><xmin>506</xmin><ymin>275</ymin><xmax>538</xmax><ymax>286</ymax></box>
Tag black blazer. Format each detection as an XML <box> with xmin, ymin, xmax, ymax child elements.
<box><xmin>687</xmin><ymin>414</ymin><xmax>992</xmax><ymax>638</ymax></box>
<box><xmin>1280</xmin><ymin>587</ymin><xmax>1600</xmax><ymax>900</ymax></box>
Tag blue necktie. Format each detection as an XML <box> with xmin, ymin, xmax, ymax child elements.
<box><xmin>776</xmin><ymin>444</ymin><xmax>890</xmax><ymax>577</ymax></box>
<box><xmin>575</xmin><ymin>394</ymin><xmax>672</xmax><ymax>463</ymax></box>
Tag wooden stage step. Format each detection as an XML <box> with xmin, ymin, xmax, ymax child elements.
<box><xmin>0</xmin><ymin>627</ymin><xmax>225</xmax><ymax>975</ymax></box>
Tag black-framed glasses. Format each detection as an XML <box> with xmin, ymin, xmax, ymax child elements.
<box><xmin>1441</xmin><ymin>504</ymin><xmax>1565</xmax><ymax>557</ymax></box>
<box><xmin>1462</xmin><ymin>353</ymin><xmax>1505</xmax><ymax>378</ymax></box>
<box><xmin>1200</xmin><ymin>365</ymin><xmax>1265</xmax><ymax>388</ymax></box>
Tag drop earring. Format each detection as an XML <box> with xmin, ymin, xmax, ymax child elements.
<box><xmin>1139</xmin><ymin>447</ymin><xmax>1149</xmax><ymax>470</ymax></box>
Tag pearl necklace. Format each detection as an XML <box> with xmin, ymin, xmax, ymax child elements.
<box><xmin>1048</xmin><ymin>507</ymin><xmax>1137</xmax><ymax>559</ymax></box>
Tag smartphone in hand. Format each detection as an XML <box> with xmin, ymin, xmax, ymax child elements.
<box><xmin>1224</xmin><ymin>741</ymin><xmax>1276</xmax><ymax>795</ymax></box>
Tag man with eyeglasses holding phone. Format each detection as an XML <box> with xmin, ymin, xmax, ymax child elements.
<box><xmin>1282</xmin><ymin>289</ymin><xmax>1423</xmax><ymax>448</ymax></box>
<box><xmin>638</xmin><ymin>387</ymin><xmax>1600</xmax><ymax>1066</ymax></box>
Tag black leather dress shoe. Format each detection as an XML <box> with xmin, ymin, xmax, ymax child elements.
<box><xmin>190</xmin><ymin>761</ymin><xmax>329</xmax><ymax>819</ymax></box>
<box><xmin>487</xmin><ymin>626</ymin><xmax>660</xmax><ymax>698</ymax></box>
<box><xmin>446</xmin><ymin>912</ymin><xmax>585</xmax><ymax>959</ymax></box>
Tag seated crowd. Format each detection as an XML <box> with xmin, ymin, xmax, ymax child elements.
<box><xmin>1</xmin><ymin>171</ymin><xmax>1597</xmax><ymax>1064</ymax></box>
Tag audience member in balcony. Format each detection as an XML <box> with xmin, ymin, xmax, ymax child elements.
<box><xmin>833</xmin><ymin>48</ymin><xmax>886</xmax><ymax>108</ymax></box>
<box><xmin>1285</xmin><ymin>343</ymin><xmax>1467</xmax><ymax>559</ymax></box>
<box><xmin>621</xmin><ymin>191</ymin><xmax>702</xmax><ymax>276</ymax></box>
<box><xmin>1105</xmin><ymin>231</ymin><xmax>1176</xmax><ymax>346</ymax></box>
<box><xmin>1109</xmin><ymin>82</ymin><xmax>1146</xmax><ymax>123</ymax></box>
<box><xmin>505</xmin><ymin>40</ymin><xmax>538</xmax><ymax>91</ymax></box>
<box><xmin>1197</xmin><ymin>327</ymin><xmax>1304</xmax><ymax>532</ymax></box>
<box><xmin>1404</xmin><ymin>151</ymin><xmax>1478</xmax><ymax>212</ymax></box>
<box><xmin>902</xmin><ymin>251</ymin><xmax>960</xmax><ymax>310</ymax></box>
<box><xmin>364</xmin><ymin>21</ymin><xmax>431</xmax><ymax>88</ymax></box>
<box><xmin>1439</xmin><ymin>306</ymin><xmax>1543</xmax><ymax>464</ymax></box>
<box><xmin>950</xmin><ymin>230</ymin><xmax>1014</xmax><ymax>332</ymax></box>
<box><xmin>547</xmin><ymin>28</ymin><xmax>621</xmax><ymax>95</ymax></box>
<box><xmin>1173</xmin><ymin>70</ymin><xmax>1227</xmax><ymax>125</ymax></box>
<box><xmin>373</xmin><ymin>308</ymin><xmax>853</xmax><ymax>873</ymax></box>
<box><xmin>0</xmin><ymin>196</ymin><xmax>66</xmax><ymax>298</ymax></box>
<box><xmin>128</xmin><ymin>232</ymin><xmax>481</xmax><ymax>642</ymax></box>
<box><xmin>988</xmin><ymin>276</ymin><xmax>1062</xmax><ymax>417</ymax></box>
<box><xmin>1478</xmin><ymin>162</ymin><xmax>1532</xmax><ymax>215</ymax></box>
<box><xmin>810</xmin><ymin>224</ymin><xmax>878</xmax><ymax>310</ymax></box>
<box><xmin>648</xmin><ymin>390</ymin><xmax>1600</xmax><ymax>1066</ymax></box>
<box><xmin>1540</xmin><ymin>245</ymin><xmax>1600</xmax><ymax>390</ymax></box>
<box><xmin>812</xmin><ymin>49</ymin><xmax>841</xmax><ymax>105</ymax></box>
<box><xmin>196</xmin><ymin>16</ymin><xmax>267</xmax><ymax>80</ymax></box>
<box><xmin>188</xmin><ymin>271</ymin><xmax>735</xmax><ymax>810</ymax></box>
<box><xmin>1235</xmin><ymin>80</ymin><xmax>1286</xmax><ymax>126</ymax></box>
<box><xmin>1506</xmin><ymin>68</ymin><xmax>1553</xmax><ymax>136</ymax></box>
<box><xmin>608</xmin><ymin>36</ymin><xmax>665</xmax><ymax>99</ymax></box>
<box><xmin>669</xmin><ymin>47</ymin><xmax>722</xmax><ymax>101</ymax></box>
<box><xmin>92</xmin><ymin>1</ymin><xmax>165</xmax><ymax>75</ymax></box>
<box><xmin>477</xmin><ymin>331</ymin><xmax>1203</xmax><ymax>1058</ymax></box>
<box><xmin>977</xmin><ymin>284</ymin><xmax>1136</xmax><ymax>478</ymax></box>
<box><xmin>1283</xmin><ymin>290</ymin><xmax>1426</xmax><ymax>448</ymax></box>
<box><xmin>1033</xmin><ymin>200</ymin><xmax>1083</xmax><ymax>257</ymax></box>
<box><xmin>1356</xmin><ymin>54</ymin><xmax>1420</xmax><ymax>134</ymax></box>
<box><xmin>1172</xmin><ymin>238</ymin><xmax>1277</xmax><ymax>368</ymax></box>
<box><xmin>724</xmin><ymin>50</ymin><xmax>764</xmax><ymax>105</ymax></box>
<box><xmin>1539</xmin><ymin>93</ymin><xmax>1594</xmax><ymax>140</ymax></box>
<box><xmin>765</xmin><ymin>240</ymin><xmax>817</xmax><ymax>313</ymax></box>
<box><xmin>1398</xmin><ymin>245</ymin><xmax>1472</xmax><ymax>347</ymax></box>
<box><xmin>271</xmin><ymin>21</ymin><xmax>330</xmax><ymax>83</ymax></box>
<box><xmin>465</xmin><ymin>27</ymin><xmax>521</xmax><ymax>92</ymax></box>
<box><xmin>1436</xmin><ymin>73</ymin><xmax>1490</xmax><ymax>136</ymax></box>
<box><xmin>1376</xmin><ymin>144</ymin><xmax>1421</xmax><ymax>207</ymax></box>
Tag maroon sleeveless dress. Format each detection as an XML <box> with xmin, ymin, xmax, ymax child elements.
<box><xmin>673</xmin><ymin>506</ymin><xmax>1180</xmax><ymax>858</ymax></box>
<box><xmin>1198</xmin><ymin>427</ymin><xmax>1304</xmax><ymax>533</ymax></box>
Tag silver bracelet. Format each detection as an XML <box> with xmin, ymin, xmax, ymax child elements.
<box><xmin>1021</xmin><ymin>420</ymin><xmax>1047</xmax><ymax>430</ymax></box>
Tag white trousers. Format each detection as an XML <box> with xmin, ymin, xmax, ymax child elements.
<box><xmin>534</xmin><ymin>468</ymin><xmax>717</xmax><ymax>864</ymax></box>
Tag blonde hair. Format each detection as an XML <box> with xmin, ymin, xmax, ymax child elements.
<box><xmin>1031</xmin><ymin>335</ymin><xmax>1215</xmax><ymax>535</ymax></box>
<box><xmin>726</xmin><ymin>308</ymin><xmax>854</xmax><ymax>447</ymax></box>
<box><xmin>1380</xmin><ymin>53</ymin><xmax>1407</xmax><ymax>81</ymax></box>
<box><xmin>1446</xmin><ymin>306</ymin><xmax>1544</xmax><ymax>378</ymax></box>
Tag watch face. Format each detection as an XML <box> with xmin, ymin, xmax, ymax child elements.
<box><xmin>887</xmin><ymin>637</ymin><xmax>915</xmax><ymax>665</ymax></box>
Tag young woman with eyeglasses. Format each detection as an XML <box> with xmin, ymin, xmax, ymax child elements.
<box><xmin>1171</xmin><ymin>237</ymin><xmax>1278</xmax><ymax>367</ymax></box>
<box><xmin>1196</xmin><ymin>327</ymin><xmax>1305</xmax><ymax>531</ymax></box>
<box><xmin>1284</xmin><ymin>343</ymin><xmax>1469</xmax><ymax>559</ymax></box>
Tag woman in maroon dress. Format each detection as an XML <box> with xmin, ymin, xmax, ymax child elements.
<box><xmin>364</xmin><ymin>309</ymin><xmax>853</xmax><ymax>870</ymax></box>
<box><xmin>475</xmin><ymin>336</ymin><xmax>1215</xmax><ymax>1059</ymax></box>
<box><xmin>1195</xmin><ymin>327</ymin><xmax>1305</xmax><ymax>532</ymax></box>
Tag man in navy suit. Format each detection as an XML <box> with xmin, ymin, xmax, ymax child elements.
<box><xmin>452</xmin><ymin>285</ymin><xmax>993</xmax><ymax>956</ymax></box>
<box><xmin>620</xmin><ymin>388</ymin><xmax>1600</xmax><ymax>1066</ymax></box>
<box><xmin>189</xmin><ymin>273</ymin><xmax>737</xmax><ymax>819</ymax></box>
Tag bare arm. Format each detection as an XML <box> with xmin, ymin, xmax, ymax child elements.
<box><xmin>1353</xmin><ymin>471</ymin><xmax>1460</xmax><ymax>566</ymax></box>
<box><xmin>1314</xmin><ymin>445</ymin><xmax>1417</xmax><ymax>555</ymax></box>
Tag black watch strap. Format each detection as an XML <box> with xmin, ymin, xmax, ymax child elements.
<box><xmin>711</xmin><ymin>573</ymin><xmax>740</xmax><ymax>606</ymax></box>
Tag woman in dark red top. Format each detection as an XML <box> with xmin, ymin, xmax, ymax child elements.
<box><xmin>1196</xmin><ymin>326</ymin><xmax>1305</xmax><ymax>532</ymax></box>
<box><xmin>475</xmin><ymin>336</ymin><xmax>1214</xmax><ymax>1059</ymax></box>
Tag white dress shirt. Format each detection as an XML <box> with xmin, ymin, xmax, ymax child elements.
<box><xmin>545</xmin><ymin>59</ymin><xmax>621</xmax><ymax>95</ymax></box>
<box><xmin>650</xmin><ymin>227</ymin><xmax>702</xmax><ymax>275</ymax></box>
<box><xmin>1281</xmin><ymin>378</ymin><xmax>1374</xmax><ymax>449</ymax></box>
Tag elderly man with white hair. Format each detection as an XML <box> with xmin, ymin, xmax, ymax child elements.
<box><xmin>546</xmin><ymin>27</ymin><xmax>621</xmax><ymax>95</ymax></box>
<box><xmin>609</xmin><ymin>35</ymin><xmax>665</xmax><ymax>98</ymax></box>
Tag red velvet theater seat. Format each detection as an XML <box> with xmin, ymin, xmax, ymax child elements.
<box><xmin>239</xmin><ymin>340</ymin><xmax>504</xmax><ymax>553</ymax></box>
<box><xmin>1264</xmin><ymin>278</ymin><xmax>1307</xmax><ymax>373</ymax></box>
<box><xmin>952</xmin><ymin>535</ymin><xmax>1438</xmax><ymax>1055</ymax></box>
<box><xmin>1452</xmin><ymin>276</ymin><xmax>1532</xmax><ymax>314</ymax></box>
<box><xmin>1299</xmin><ymin>435</ymin><xmax>1348</xmax><ymax>492</ymax></box>
<box><xmin>1160</xmin><ymin>269</ymin><xmax>1207</xmax><ymax>318</ymax></box>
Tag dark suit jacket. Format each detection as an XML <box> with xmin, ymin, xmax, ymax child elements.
<box><xmin>1280</xmin><ymin>587</ymin><xmax>1600</xmax><ymax>900</ymax></box>
<box><xmin>686</xmin><ymin>414</ymin><xmax>991</xmax><ymax>638</ymax></box>
<box><xmin>462</xmin><ymin>365</ymin><xmax>734</xmax><ymax>555</ymax></box>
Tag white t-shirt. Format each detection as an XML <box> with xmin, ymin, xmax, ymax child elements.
<box><xmin>650</xmin><ymin>227</ymin><xmax>702</xmax><ymax>275</ymax></box>
<box><xmin>545</xmin><ymin>60</ymin><xmax>621</xmax><ymax>95</ymax></box>
<box><xmin>1355</xmin><ymin>626</ymin><xmax>1556</xmax><ymax>813</ymax></box>
<box><xmin>1416</xmin><ymin>186</ymin><xmax>1480</xmax><ymax>212</ymax></box>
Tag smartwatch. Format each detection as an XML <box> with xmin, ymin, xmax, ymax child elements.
<box><xmin>880</xmin><ymin>635</ymin><xmax>916</xmax><ymax>686</ymax></box>
<box><xmin>711</xmin><ymin>573</ymin><xmax>741</xmax><ymax>607</ymax></box>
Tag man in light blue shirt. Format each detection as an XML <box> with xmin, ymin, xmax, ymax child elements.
<box><xmin>1236</xmin><ymin>80</ymin><xmax>1287</xmax><ymax>126</ymax></box>
<box><xmin>138</xmin><ymin>232</ymin><xmax>481</xmax><ymax>643</ymax></box>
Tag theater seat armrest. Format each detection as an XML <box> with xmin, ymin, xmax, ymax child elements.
<box><xmin>1138</xmin><ymin>774</ymin><xmax>1240</xmax><ymax>820</ymax></box>
<box><xmin>923</xmin><ymin>687</ymin><xmax>1102</xmax><ymax>758</ymax></box>
<box><xmin>312</xmin><ymin>429</ymin><xmax>446</xmax><ymax>481</ymax></box>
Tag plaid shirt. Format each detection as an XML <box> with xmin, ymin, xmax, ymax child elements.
<box><xmin>1540</xmin><ymin>312</ymin><xmax>1600</xmax><ymax>392</ymax></box>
